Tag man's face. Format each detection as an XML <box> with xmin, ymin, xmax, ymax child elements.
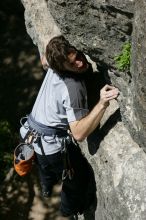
<box><xmin>63</xmin><ymin>47</ymin><xmax>89</xmax><ymax>74</ymax></box>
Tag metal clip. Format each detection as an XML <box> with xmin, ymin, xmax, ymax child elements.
<box><xmin>20</xmin><ymin>116</ymin><xmax>29</xmax><ymax>129</ymax></box>
<box><xmin>62</xmin><ymin>168</ymin><xmax>74</xmax><ymax>181</ymax></box>
<box><xmin>26</xmin><ymin>131</ymin><xmax>37</xmax><ymax>145</ymax></box>
<box><xmin>62</xmin><ymin>169</ymin><xmax>68</xmax><ymax>180</ymax></box>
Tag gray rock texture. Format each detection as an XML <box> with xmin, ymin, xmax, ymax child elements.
<box><xmin>21</xmin><ymin>0</ymin><xmax>61</xmax><ymax>56</ymax></box>
<box><xmin>20</xmin><ymin>0</ymin><xmax>146</xmax><ymax>219</ymax></box>
<box><xmin>81</xmin><ymin>101</ymin><xmax>146</xmax><ymax>220</ymax></box>
<box><xmin>131</xmin><ymin>0</ymin><xmax>146</xmax><ymax>150</ymax></box>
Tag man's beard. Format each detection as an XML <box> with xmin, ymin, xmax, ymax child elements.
<box><xmin>60</xmin><ymin>51</ymin><xmax>92</xmax><ymax>79</ymax></box>
<box><xmin>59</xmin><ymin>62</ymin><xmax>93</xmax><ymax>80</ymax></box>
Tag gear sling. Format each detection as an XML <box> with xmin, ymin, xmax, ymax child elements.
<box><xmin>22</xmin><ymin>114</ymin><xmax>96</xmax><ymax>216</ymax></box>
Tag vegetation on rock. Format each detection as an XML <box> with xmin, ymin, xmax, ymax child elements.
<box><xmin>114</xmin><ymin>41</ymin><xmax>131</xmax><ymax>71</ymax></box>
<box><xmin>0</xmin><ymin>120</ymin><xmax>17</xmax><ymax>182</ymax></box>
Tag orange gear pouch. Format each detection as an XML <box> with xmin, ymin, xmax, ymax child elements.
<box><xmin>14</xmin><ymin>143</ymin><xmax>35</xmax><ymax>177</ymax></box>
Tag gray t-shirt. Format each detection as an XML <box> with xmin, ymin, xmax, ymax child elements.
<box><xmin>20</xmin><ymin>68</ymin><xmax>89</xmax><ymax>155</ymax></box>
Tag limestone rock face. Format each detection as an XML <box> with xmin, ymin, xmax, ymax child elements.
<box><xmin>48</xmin><ymin>0</ymin><xmax>133</xmax><ymax>64</ymax></box>
<box><xmin>21</xmin><ymin>0</ymin><xmax>146</xmax><ymax>219</ymax></box>
<box><xmin>131</xmin><ymin>0</ymin><xmax>146</xmax><ymax>150</ymax></box>
<box><xmin>81</xmin><ymin>100</ymin><xmax>146</xmax><ymax>220</ymax></box>
<box><xmin>21</xmin><ymin>0</ymin><xmax>61</xmax><ymax>56</ymax></box>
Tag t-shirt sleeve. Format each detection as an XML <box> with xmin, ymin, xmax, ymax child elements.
<box><xmin>62</xmin><ymin>79</ymin><xmax>89</xmax><ymax>123</ymax></box>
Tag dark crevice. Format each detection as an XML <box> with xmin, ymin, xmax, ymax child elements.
<box><xmin>101</xmin><ymin>5</ymin><xmax>133</xmax><ymax>19</ymax></box>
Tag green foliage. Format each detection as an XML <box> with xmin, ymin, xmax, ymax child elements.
<box><xmin>0</xmin><ymin>120</ymin><xmax>18</xmax><ymax>182</ymax></box>
<box><xmin>0</xmin><ymin>120</ymin><xmax>13</xmax><ymax>147</ymax></box>
<box><xmin>0</xmin><ymin>152</ymin><xmax>13</xmax><ymax>180</ymax></box>
<box><xmin>114</xmin><ymin>41</ymin><xmax>131</xmax><ymax>71</ymax></box>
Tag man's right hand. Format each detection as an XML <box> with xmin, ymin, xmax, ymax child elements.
<box><xmin>69</xmin><ymin>84</ymin><xmax>119</xmax><ymax>141</ymax></box>
<box><xmin>99</xmin><ymin>84</ymin><xmax>119</xmax><ymax>108</ymax></box>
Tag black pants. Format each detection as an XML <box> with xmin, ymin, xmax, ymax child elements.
<box><xmin>36</xmin><ymin>150</ymin><xmax>63</xmax><ymax>195</ymax></box>
<box><xmin>35</xmin><ymin>142</ymin><xmax>97</xmax><ymax>217</ymax></box>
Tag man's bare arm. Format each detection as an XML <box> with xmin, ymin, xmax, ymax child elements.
<box><xmin>69</xmin><ymin>85</ymin><xmax>119</xmax><ymax>141</ymax></box>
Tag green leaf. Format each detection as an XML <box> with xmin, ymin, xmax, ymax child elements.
<box><xmin>114</xmin><ymin>41</ymin><xmax>131</xmax><ymax>72</ymax></box>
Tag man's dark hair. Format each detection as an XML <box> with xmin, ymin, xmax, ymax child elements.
<box><xmin>46</xmin><ymin>35</ymin><xmax>71</xmax><ymax>74</ymax></box>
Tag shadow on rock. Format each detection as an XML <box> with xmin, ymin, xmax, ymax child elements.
<box><xmin>87</xmin><ymin>108</ymin><xmax>121</xmax><ymax>155</ymax></box>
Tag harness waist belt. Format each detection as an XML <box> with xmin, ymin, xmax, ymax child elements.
<box><xmin>27</xmin><ymin>114</ymin><xmax>68</xmax><ymax>137</ymax></box>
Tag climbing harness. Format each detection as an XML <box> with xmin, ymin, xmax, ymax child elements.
<box><xmin>16</xmin><ymin>114</ymin><xmax>75</xmax><ymax>180</ymax></box>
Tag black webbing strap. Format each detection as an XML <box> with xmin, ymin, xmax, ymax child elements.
<box><xmin>37</xmin><ymin>136</ymin><xmax>46</xmax><ymax>156</ymax></box>
<box><xmin>61</xmin><ymin>137</ymin><xmax>74</xmax><ymax>180</ymax></box>
<box><xmin>37</xmin><ymin>135</ymin><xmax>74</xmax><ymax>181</ymax></box>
